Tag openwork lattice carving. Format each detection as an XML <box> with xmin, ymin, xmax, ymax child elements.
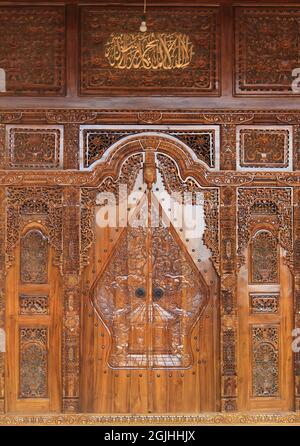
<box><xmin>20</xmin><ymin>230</ymin><xmax>48</xmax><ymax>284</ymax></box>
<box><xmin>252</xmin><ymin>326</ymin><xmax>279</xmax><ymax>397</ymax></box>
<box><xmin>19</xmin><ymin>295</ymin><xmax>49</xmax><ymax>315</ymax></box>
<box><xmin>6</xmin><ymin>187</ymin><xmax>63</xmax><ymax>271</ymax></box>
<box><xmin>19</xmin><ymin>327</ymin><xmax>48</xmax><ymax>398</ymax></box>
<box><xmin>250</xmin><ymin>231</ymin><xmax>279</xmax><ymax>284</ymax></box>
<box><xmin>82</xmin><ymin>129</ymin><xmax>215</xmax><ymax>168</ymax></box>
<box><xmin>237</xmin><ymin>188</ymin><xmax>292</xmax><ymax>270</ymax></box>
<box><xmin>80</xmin><ymin>153</ymin><xmax>143</xmax><ymax>268</ymax></box>
<box><xmin>157</xmin><ymin>153</ymin><xmax>219</xmax><ymax>272</ymax></box>
<box><xmin>250</xmin><ymin>294</ymin><xmax>279</xmax><ymax>314</ymax></box>
<box><xmin>223</xmin><ymin>329</ymin><xmax>236</xmax><ymax>375</ymax></box>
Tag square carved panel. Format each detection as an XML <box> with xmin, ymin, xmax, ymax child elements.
<box><xmin>0</xmin><ymin>6</ymin><xmax>66</xmax><ymax>96</ymax></box>
<box><xmin>7</xmin><ymin>126</ymin><xmax>63</xmax><ymax>169</ymax></box>
<box><xmin>235</xmin><ymin>7</ymin><xmax>300</xmax><ymax>95</ymax></box>
<box><xmin>250</xmin><ymin>293</ymin><xmax>279</xmax><ymax>314</ymax></box>
<box><xmin>237</xmin><ymin>126</ymin><xmax>292</xmax><ymax>170</ymax></box>
<box><xmin>79</xmin><ymin>5</ymin><xmax>220</xmax><ymax>96</ymax></box>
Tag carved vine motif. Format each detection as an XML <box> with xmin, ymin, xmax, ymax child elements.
<box><xmin>250</xmin><ymin>231</ymin><xmax>279</xmax><ymax>284</ymax></box>
<box><xmin>235</xmin><ymin>7</ymin><xmax>300</xmax><ymax>94</ymax></box>
<box><xmin>82</xmin><ymin>129</ymin><xmax>215</xmax><ymax>168</ymax></box>
<box><xmin>19</xmin><ymin>327</ymin><xmax>48</xmax><ymax>398</ymax></box>
<box><xmin>80</xmin><ymin>153</ymin><xmax>143</xmax><ymax>268</ymax></box>
<box><xmin>252</xmin><ymin>326</ymin><xmax>279</xmax><ymax>397</ymax></box>
<box><xmin>0</xmin><ymin>6</ymin><xmax>65</xmax><ymax>95</ymax></box>
<box><xmin>156</xmin><ymin>153</ymin><xmax>219</xmax><ymax>272</ymax></box>
<box><xmin>19</xmin><ymin>295</ymin><xmax>49</xmax><ymax>315</ymax></box>
<box><xmin>250</xmin><ymin>294</ymin><xmax>279</xmax><ymax>314</ymax></box>
<box><xmin>80</xmin><ymin>6</ymin><xmax>219</xmax><ymax>94</ymax></box>
<box><xmin>7</xmin><ymin>128</ymin><xmax>62</xmax><ymax>169</ymax></box>
<box><xmin>6</xmin><ymin>187</ymin><xmax>63</xmax><ymax>271</ymax></box>
<box><xmin>239</xmin><ymin>129</ymin><xmax>290</xmax><ymax>168</ymax></box>
<box><xmin>237</xmin><ymin>188</ymin><xmax>293</xmax><ymax>270</ymax></box>
<box><xmin>20</xmin><ymin>230</ymin><xmax>48</xmax><ymax>284</ymax></box>
<box><xmin>223</xmin><ymin>329</ymin><xmax>236</xmax><ymax>376</ymax></box>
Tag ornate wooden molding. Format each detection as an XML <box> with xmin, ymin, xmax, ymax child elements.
<box><xmin>62</xmin><ymin>188</ymin><xmax>81</xmax><ymax>413</ymax></box>
<box><xmin>5</xmin><ymin>187</ymin><xmax>63</xmax><ymax>271</ymax></box>
<box><xmin>0</xmin><ymin>188</ymin><xmax>5</xmax><ymax>414</ymax></box>
<box><xmin>220</xmin><ymin>186</ymin><xmax>237</xmax><ymax>411</ymax></box>
<box><xmin>1</xmin><ymin>412</ymin><xmax>300</xmax><ymax>425</ymax></box>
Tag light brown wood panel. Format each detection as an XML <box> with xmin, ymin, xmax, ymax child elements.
<box><xmin>5</xmin><ymin>224</ymin><xmax>62</xmax><ymax>413</ymax></box>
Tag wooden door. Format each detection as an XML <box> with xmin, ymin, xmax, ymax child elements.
<box><xmin>81</xmin><ymin>151</ymin><xmax>219</xmax><ymax>413</ymax></box>
<box><xmin>238</xmin><ymin>228</ymin><xmax>294</xmax><ymax>411</ymax></box>
<box><xmin>6</xmin><ymin>225</ymin><xmax>62</xmax><ymax>413</ymax></box>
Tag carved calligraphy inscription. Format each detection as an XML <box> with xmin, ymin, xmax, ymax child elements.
<box><xmin>105</xmin><ymin>33</ymin><xmax>194</xmax><ymax>70</ymax></box>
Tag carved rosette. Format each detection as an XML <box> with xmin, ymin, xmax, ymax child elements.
<box><xmin>62</xmin><ymin>188</ymin><xmax>81</xmax><ymax>413</ymax></box>
<box><xmin>5</xmin><ymin>187</ymin><xmax>63</xmax><ymax>272</ymax></box>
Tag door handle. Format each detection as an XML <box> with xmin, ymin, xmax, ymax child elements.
<box><xmin>153</xmin><ymin>287</ymin><xmax>164</xmax><ymax>301</ymax></box>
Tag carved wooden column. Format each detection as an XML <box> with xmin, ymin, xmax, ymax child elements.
<box><xmin>62</xmin><ymin>187</ymin><xmax>81</xmax><ymax>412</ymax></box>
<box><xmin>220</xmin><ymin>186</ymin><xmax>237</xmax><ymax>411</ymax></box>
<box><xmin>293</xmin><ymin>187</ymin><xmax>300</xmax><ymax>410</ymax></box>
<box><xmin>220</xmin><ymin>124</ymin><xmax>236</xmax><ymax>170</ymax></box>
<box><xmin>0</xmin><ymin>188</ymin><xmax>5</xmax><ymax>413</ymax></box>
<box><xmin>64</xmin><ymin>124</ymin><xmax>80</xmax><ymax>170</ymax></box>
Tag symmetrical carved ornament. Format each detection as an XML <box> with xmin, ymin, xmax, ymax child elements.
<box><xmin>237</xmin><ymin>188</ymin><xmax>293</xmax><ymax>270</ymax></box>
<box><xmin>0</xmin><ymin>6</ymin><xmax>65</xmax><ymax>95</ymax></box>
<box><xmin>80</xmin><ymin>6</ymin><xmax>220</xmax><ymax>95</ymax></box>
<box><xmin>19</xmin><ymin>295</ymin><xmax>49</xmax><ymax>315</ymax></box>
<box><xmin>19</xmin><ymin>327</ymin><xmax>48</xmax><ymax>399</ymax></box>
<box><xmin>252</xmin><ymin>326</ymin><xmax>279</xmax><ymax>397</ymax></box>
<box><xmin>82</xmin><ymin>128</ymin><xmax>216</xmax><ymax>169</ymax></box>
<box><xmin>237</xmin><ymin>128</ymin><xmax>291</xmax><ymax>169</ymax></box>
<box><xmin>250</xmin><ymin>294</ymin><xmax>279</xmax><ymax>314</ymax></box>
<box><xmin>20</xmin><ymin>230</ymin><xmax>48</xmax><ymax>284</ymax></box>
<box><xmin>250</xmin><ymin>231</ymin><xmax>279</xmax><ymax>284</ymax></box>
<box><xmin>235</xmin><ymin>7</ymin><xmax>300</xmax><ymax>95</ymax></box>
<box><xmin>6</xmin><ymin>187</ymin><xmax>63</xmax><ymax>271</ymax></box>
<box><xmin>7</xmin><ymin>127</ymin><xmax>63</xmax><ymax>169</ymax></box>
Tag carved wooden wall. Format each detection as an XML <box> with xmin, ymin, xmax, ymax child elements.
<box><xmin>0</xmin><ymin>0</ymin><xmax>300</xmax><ymax>424</ymax></box>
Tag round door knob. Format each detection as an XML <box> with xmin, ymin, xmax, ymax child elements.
<box><xmin>153</xmin><ymin>287</ymin><xmax>164</xmax><ymax>300</ymax></box>
<box><xmin>135</xmin><ymin>287</ymin><xmax>146</xmax><ymax>298</ymax></box>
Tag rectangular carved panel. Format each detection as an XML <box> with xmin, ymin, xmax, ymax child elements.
<box><xmin>250</xmin><ymin>231</ymin><xmax>279</xmax><ymax>284</ymax></box>
<box><xmin>20</xmin><ymin>230</ymin><xmax>48</xmax><ymax>284</ymax></box>
<box><xmin>251</xmin><ymin>326</ymin><xmax>279</xmax><ymax>397</ymax></box>
<box><xmin>7</xmin><ymin>126</ymin><xmax>63</xmax><ymax>169</ymax></box>
<box><xmin>19</xmin><ymin>295</ymin><xmax>49</xmax><ymax>315</ymax></box>
<box><xmin>80</xmin><ymin>6</ymin><xmax>220</xmax><ymax>96</ymax></box>
<box><xmin>235</xmin><ymin>7</ymin><xmax>300</xmax><ymax>95</ymax></box>
<box><xmin>237</xmin><ymin>127</ymin><xmax>292</xmax><ymax>170</ymax></box>
<box><xmin>250</xmin><ymin>293</ymin><xmax>279</xmax><ymax>314</ymax></box>
<box><xmin>19</xmin><ymin>327</ymin><xmax>48</xmax><ymax>398</ymax></box>
<box><xmin>81</xmin><ymin>126</ymin><xmax>217</xmax><ymax>169</ymax></box>
<box><xmin>0</xmin><ymin>6</ymin><xmax>65</xmax><ymax>96</ymax></box>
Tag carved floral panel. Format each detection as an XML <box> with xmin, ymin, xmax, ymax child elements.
<box><xmin>252</xmin><ymin>326</ymin><xmax>279</xmax><ymax>397</ymax></box>
<box><xmin>235</xmin><ymin>7</ymin><xmax>300</xmax><ymax>95</ymax></box>
<box><xmin>250</xmin><ymin>294</ymin><xmax>279</xmax><ymax>314</ymax></box>
<box><xmin>237</xmin><ymin>126</ymin><xmax>292</xmax><ymax>170</ymax></box>
<box><xmin>80</xmin><ymin>6</ymin><xmax>220</xmax><ymax>95</ymax></box>
<box><xmin>0</xmin><ymin>6</ymin><xmax>65</xmax><ymax>95</ymax></box>
<box><xmin>20</xmin><ymin>230</ymin><xmax>48</xmax><ymax>284</ymax></box>
<box><xmin>250</xmin><ymin>231</ymin><xmax>279</xmax><ymax>284</ymax></box>
<box><xmin>19</xmin><ymin>327</ymin><xmax>48</xmax><ymax>398</ymax></box>
<box><xmin>19</xmin><ymin>295</ymin><xmax>49</xmax><ymax>315</ymax></box>
<box><xmin>7</xmin><ymin>126</ymin><xmax>63</xmax><ymax>169</ymax></box>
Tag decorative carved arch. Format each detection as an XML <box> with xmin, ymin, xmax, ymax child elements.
<box><xmin>80</xmin><ymin>134</ymin><xmax>220</xmax><ymax>272</ymax></box>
